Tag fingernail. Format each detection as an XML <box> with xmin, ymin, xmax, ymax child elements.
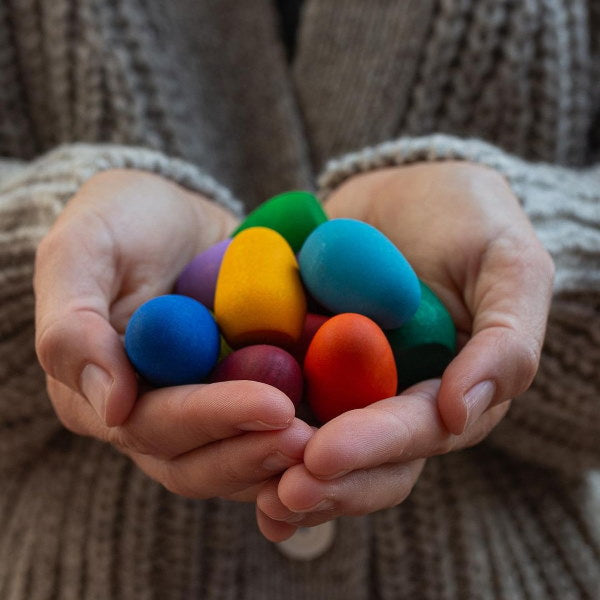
<box><xmin>237</xmin><ymin>420</ymin><xmax>291</xmax><ymax>431</ymax></box>
<box><xmin>463</xmin><ymin>380</ymin><xmax>496</xmax><ymax>431</ymax></box>
<box><xmin>80</xmin><ymin>364</ymin><xmax>113</xmax><ymax>423</ymax></box>
<box><xmin>261</xmin><ymin>452</ymin><xmax>298</xmax><ymax>472</ymax></box>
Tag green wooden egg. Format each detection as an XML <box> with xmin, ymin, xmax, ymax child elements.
<box><xmin>219</xmin><ymin>335</ymin><xmax>233</xmax><ymax>362</ymax></box>
<box><xmin>386</xmin><ymin>282</ymin><xmax>457</xmax><ymax>393</ymax></box>
<box><xmin>232</xmin><ymin>190</ymin><xmax>327</xmax><ymax>253</ymax></box>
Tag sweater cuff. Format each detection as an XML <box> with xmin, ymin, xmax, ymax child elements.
<box><xmin>318</xmin><ymin>133</ymin><xmax>578</xmax><ymax>201</ymax></box>
<box><xmin>1</xmin><ymin>143</ymin><xmax>244</xmax><ymax>217</ymax></box>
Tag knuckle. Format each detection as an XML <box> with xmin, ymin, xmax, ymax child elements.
<box><xmin>377</xmin><ymin>408</ymin><xmax>415</xmax><ymax>460</ymax></box>
<box><xmin>35</xmin><ymin>229</ymin><xmax>61</xmax><ymax>269</ymax></box>
<box><xmin>214</xmin><ymin>442</ymin><xmax>256</xmax><ymax>492</ymax></box>
<box><xmin>35</xmin><ymin>319</ymin><xmax>64</xmax><ymax>375</ymax></box>
<box><xmin>539</xmin><ymin>248</ymin><xmax>556</xmax><ymax>282</ymax></box>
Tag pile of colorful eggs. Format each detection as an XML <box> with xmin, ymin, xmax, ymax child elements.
<box><xmin>124</xmin><ymin>191</ymin><xmax>457</xmax><ymax>423</ymax></box>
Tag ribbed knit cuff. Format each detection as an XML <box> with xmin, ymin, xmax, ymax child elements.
<box><xmin>317</xmin><ymin>134</ymin><xmax>600</xmax><ymax>475</ymax></box>
<box><xmin>0</xmin><ymin>143</ymin><xmax>244</xmax><ymax>216</ymax></box>
<box><xmin>318</xmin><ymin>133</ymin><xmax>587</xmax><ymax>201</ymax></box>
<box><xmin>0</xmin><ymin>143</ymin><xmax>243</xmax><ymax>474</ymax></box>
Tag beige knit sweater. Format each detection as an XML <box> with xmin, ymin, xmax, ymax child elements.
<box><xmin>1</xmin><ymin>1</ymin><xmax>599</xmax><ymax>598</ymax></box>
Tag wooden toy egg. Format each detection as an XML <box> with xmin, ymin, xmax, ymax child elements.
<box><xmin>386</xmin><ymin>281</ymin><xmax>457</xmax><ymax>392</ymax></box>
<box><xmin>175</xmin><ymin>239</ymin><xmax>231</xmax><ymax>310</ymax></box>
<box><xmin>298</xmin><ymin>219</ymin><xmax>421</xmax><ymax>329</ymax></box>
<box><xmin>124</xmin><ymin>295</ymin><xmax>220</xmax><ymax>387</ymax></box>
<box><xmin>209</xmin><ymin>345</ymin><xmax>303</xmax><ymax>406</ymax></box>
<box><xmin>214</xmin><ymin>227</ymin><xmax>306</xmax><ymax>348</ymax></box>
<box><xmin>304</xmin><ymin>313</ymin><xmax>397</xmax><ymax>423</ymax></box>
<box><xmin>219</xmin><ymin>335</ymin><xmax>233</xmax><ymax>361</ymax></box>
<box><xmin>232</xmin><ymin>191</ymin><xmax>328</xmax><ymax>253</ymax></box>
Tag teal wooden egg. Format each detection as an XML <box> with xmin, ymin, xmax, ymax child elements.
<box><xmin>298</xmin><ymin>219</ymin><xmax>421</xmax><ymax>329</ymax></box>
<box><xmin>232</xmin><ymin>190</ymin><xmax>327</xmax><ymax>253</ymax></box>
<box><xmin>386</xmin><ymin>282</ymin><xmax>456</xmax><ymax>392</ymax></box>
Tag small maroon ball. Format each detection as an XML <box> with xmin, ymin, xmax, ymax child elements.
<box><xmin>209</xmin><ymin>344</ymin><xmax>303</xmax><ymax>406</ymax></box>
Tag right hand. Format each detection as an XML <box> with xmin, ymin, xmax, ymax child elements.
<box><xmin>34</xmin><ymin>169</ymin><xmax>312</xmax><ymax>501</ymax></box>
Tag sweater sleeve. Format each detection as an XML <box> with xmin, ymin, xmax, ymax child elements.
<box><xmin>317</xmin><ymin>134</ymin><xmax>600</xmax><ymax>475</ymax></box>
<box><xmin>0</xmin><ymin>143</ymin><xmax>243</xmax><ymax>475</ymax></box>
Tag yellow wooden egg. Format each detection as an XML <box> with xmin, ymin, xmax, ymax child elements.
<box><xmin>214</xmin><ymin>227</ymin><xmax>306</xmax><ymax>348</ymax></box>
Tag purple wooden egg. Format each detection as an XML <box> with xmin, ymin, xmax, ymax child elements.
<box><xmin>175</xmin><ymin>239</ymin><xmax>231</xmax><ymax>310</ymax></box>
<box><xmin>209</xmin><ymin>345</ymin><xmax>303</xmax><ymax>406</ymax></box>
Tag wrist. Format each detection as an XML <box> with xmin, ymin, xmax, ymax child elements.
<box><xmin>323</xmin><ymin>161</ymin><xmax>511</xmax><ymax>224</ymax></box>
<box><xmin>186</xmin><ymin>191</ymin><xmax>240</xmax><ymax>244</ymax></box>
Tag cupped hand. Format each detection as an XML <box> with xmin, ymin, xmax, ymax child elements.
<box><xmin>256</xmin><ymin>161</ymin><xmax>555</xmax><ymax>540</ymax></box>
<box><xmin>34</xmin><ymin>169</ymin><xmax>311</xmax><ymax>501</ymax></box>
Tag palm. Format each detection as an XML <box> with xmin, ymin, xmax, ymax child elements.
<box><xmin>324</xmin><ymin>162</ymin><xmax>534</xmax><ymax>340</ymax></box>
<box><xmin>58</xmin><ymin>171</ymin><xmax>238</xmax><ymax>334</ymax></box>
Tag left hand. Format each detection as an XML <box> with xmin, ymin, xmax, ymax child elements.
<box><xmin>255</xmin><ymin>161</ymin><xmax>555</xmax><ymax>541</ymax></box>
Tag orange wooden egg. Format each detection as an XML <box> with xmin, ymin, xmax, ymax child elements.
<box><xmin>303</xmin><ymin>313</ymin><xmax>397</xmax><ymax>423</ymax></box>
<box><xmin>214</xmin><ymin>227</ymin><xmax>306</xmax><ymax>348</ymax></box>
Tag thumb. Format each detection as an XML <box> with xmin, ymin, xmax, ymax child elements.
<box><xmin>34</xmin><ymin>215</ymin><xmax>138</xmax><ymax>427</ymax></box>
<box><xmin>438</xmin><ymin>234</ymin><xmax>554</xmax><ymax>435</ymax></box>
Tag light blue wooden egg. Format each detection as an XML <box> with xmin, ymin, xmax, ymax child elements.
<box><xmin>298</xmin><ymin>219</ymin><xmax>421</xmax><ymax>329</ymax></box>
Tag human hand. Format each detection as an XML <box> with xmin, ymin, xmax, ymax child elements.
<box><xmin>34</xmin><ymin>169</ymin><xmax>312</xmax><ymax>501</ymax></box>
<box><xmin>256</xmin><ymin>161</ymin><xmax>554</xmax><ymax>539</ymax></box>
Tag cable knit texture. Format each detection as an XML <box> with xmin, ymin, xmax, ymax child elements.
<box><xmin>0</xmin><ymin>1</ymin><xmax>599</xmax><ymax>599</ymax></box>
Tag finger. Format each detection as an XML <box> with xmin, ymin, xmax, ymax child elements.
<box><xmin>132</xmin><ymin>418</ymin><xmax>313</xmax><ymax>500</ymax></box>
<box><xmin>34</xmin><ymin>214</ymin><xmax>137</xmax><ymax>427</ymax></box>
<box><xmin>255</xmin><ymin>479</ymin><xmax>299</xmax><ymax>542</ymax></box>
<box><xmin>227</xmin><ymin>483</ymin><xmax>264</xmax><ymax>503</ymax></box>
<box><xmin>301</xmin><ymin>379</ymin><xmax>510</xmax><ymax>479</ymax></box>
<box><xmin>48</xmin><ymin>376</ymin><xmax>308</xmax><ymax>501</ymax></box>
<box><xmin>439</xmin><ymin>232</ymin><xmax>554</xmax><ymax>434</ymax></box>
<box><xmin>256</xmin><ymin>508</ymin><xmax>299</xmax><ymax>542</ymax></box>
<box><xmin>257</xmin><ymin>460</ymin><xmax>425</xmax><ymax>527</ymax></box>
<box><xmin>108</xmin><ymin>381</ymin><xmax>297</xmax><ymax>459</ymax></box>
<box><xmin>49</xmin><ymin>377</ymin><xmax>297</xmax><ymax>459</ymax></box>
